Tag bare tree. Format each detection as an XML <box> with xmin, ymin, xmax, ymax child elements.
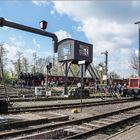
<box><xmin>32</xmin><ymin>52</ymin><xmax>37</xmax><ymax>74</ymax></box>
<box><xmin>130</xmin><ymin>54</ymin><xmax>138</xmax><ymax>73</ymax></box>
<box><xmin>9</xmin><ymin>68</ymin><xmax>14</xmax><ymax>78</ymax></box>
<box><xmin>108</xmin><ymin>71</ymin><xmax>120</xmax><ymax>79</ymax></box>
<box><xmin>36</xmin><ymin>58</ymin><xmax>47</xmax><ymax>73</ymax></box>
<box><xmin>69</xmin><ymin>64</ymin><xmax>79</xmax><ymax>77</ymax></box>
<box><xmin>55</xmin><ymin>59</ymin><xmax>63</xmax><ymax>76</ymax></box>
<box><xmin>0</xmin><ymin>43</ymin><xmax>8</xmax><ymax>70</ymax></box>
<box><xmin>12</xmin><ymin>51</ymin><xmax>23</xmax><ymax>78</ymax></box>
<box><xmin>22</xmin><ymin>57</ymin><xmax>28</xmax><ymax>73</ymax></box>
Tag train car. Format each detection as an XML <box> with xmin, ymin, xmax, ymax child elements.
<box><xmin>127</xmin><ymin>77</ymin><xmax>140</xmax><ymax>98</ymax></box>
<box><xmin>47</xmin><ymin>75</ymin><xmax>93</xmax><ymax>86</ymax></box>
<box><xmin>111</xmin><ymin>78</ymin><xmax>129</xmax><ymax>85</ymax></box>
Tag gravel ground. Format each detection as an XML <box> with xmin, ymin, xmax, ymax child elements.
<box><xmin>51</xmin><ymin>101</ymin><xmax>140</xmax><ymax>120</ymax></box>
<box><xmin>7</xmin><ymin>99</ymin><xmax>140</xmax><ymax>122</ymax></box>
<box><xmin>14</xmin><ymin>98</ymin><xmax>109</xmax><ymax>107</ymax></box>
<box><xmin>106</xmin><ymin>123</ymin><xmax>140</xmax><ymax>140</ymax></box>
<box><xmin>14</xmin><ymin>98</ymin><xmax>127</xmax><ymax>107</ymax></box>
<box><xmin>13</xmin><ymin>99</ymin><xmax>140</xmax><ymax>120</ymax></box>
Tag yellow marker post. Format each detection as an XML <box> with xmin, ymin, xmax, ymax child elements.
<box><xmin>71</xmin><ymin>108</ymin><xmax>79</xmax><ymax>113</ymax></box>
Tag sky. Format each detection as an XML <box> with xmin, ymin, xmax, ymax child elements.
<box><xmin>0</xmin><ymin>0</ymin><xmax>140</xmax><ymax>78</ymax></box>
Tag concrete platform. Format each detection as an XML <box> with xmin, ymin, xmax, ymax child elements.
<box><xmin>0</xmin><ymin>112</ymin><xmax>69</xmax><ymax>131</ymax></box>
<box><xmin>0</xmin><ymin>111</ymin><xmax>68</xmax><ymax>122</ymax></box>
<box><xmin>106</xmin><ymin>123</ymin><xmax>140</xmax><ymax>140</ymax></box>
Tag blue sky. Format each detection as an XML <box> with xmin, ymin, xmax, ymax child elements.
<box><xmin>0</xmin><ymin>0</ymin><xmax>140</xmax><ymax>78</ymax></box>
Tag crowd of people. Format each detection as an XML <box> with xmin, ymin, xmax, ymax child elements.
<box><xmin>95</xmin><ymin>82</ymin><xmax>128</xmax><ymax>97</ymax></box>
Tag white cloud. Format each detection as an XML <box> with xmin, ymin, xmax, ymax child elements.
<box><xmin>132</xmin><ymin>1</ymin><xmax>140</xmax><ymax>7</ymax></box>
<box><xmin>80</xmin><ymin>17</ymin><xmax>135</xmax><ymax>55</ymax></box>
<box><xmin>51</xmin><ymin>1</ymin><xmax>139</xmax><ymax>77</ymax></box>
<box><xmin>32</xmin><ymin>0</ymin><xmax>48</xmax><ymax>6</ymax></box>
<box><xmin>5</xmin><ymin>35</ymin><xmax>25</xmax><ymax>62</ymax></box>
<box><xmin>33</xmin><ymin>38</ymin><xmax>41</xmax><ymax>48</ymax></box>
<box><xmin>24</xmin><ymin>49</ymin><xmax>36</xmax><ymax>63</ymax></box>
<box><xmin>9</xmin><ymin>35</ymin><xmax>25</xmax><ymax>47</ymax></box>
<box><xmin>9</xmin><ymin>36</ymin><xmax>16</xmax><ymax>42</ymax></box>
<box><xmin>25</xmin><ymin>48</ymin><xmax>36</xmax><ymax>54</ymax></box>
<box><xmin>4</xmin><ymin>43</ymin><xmax>20</xmax><ymax>61</ymax></box>
<box><xmin>3</xmin><ymin>36</ymin><xmax>33</xmax><ymax>69</ymax></box>
<box><xmin>52</xmin><ymin>1</ymin><xmax>140</xmax><ymax>22</ymax></box>
<box><xmin>1</xmin><ymin>27</ymin><xmax>9</xmax><ymax>30</ymax></box>
<box><xmin>33</xmin><ymin>38</ymin><xmax>36</xmax><ymax>44</ymax></box>
<box><xmin>50</xmin><ymin>10</ymin><xmax>55</xmax><ymax>15</ymax></box>
<box><xmin>55</xmin><ymin>29</ymin><xmax>72</xmax><ymax>41</ymax></box>
<box><xmin>135</xmin><ymin>49</ymin><xmax>138</xmax><ymax>57</ymax></box>
<box><xmin>44</xmin><ymin>51</ymin><xmax>52</xmax><ymax>57</ymax></box>
<box><xmin>3</xmin><ymin>43</ymin><xmax>21</xmax><ymax>70</ymax></box>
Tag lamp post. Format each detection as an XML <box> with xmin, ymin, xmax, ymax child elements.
<box><xmin>101</xmin><ymin>51</ymin><xmax>108</xmax><ymax>85</ymax></box>
<box><xmin>134</xmin><ymin>21</ymin><xmax>140</xmax><ymax>77</ymax></box>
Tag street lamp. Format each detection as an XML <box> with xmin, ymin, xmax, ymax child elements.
<box><xmin>40</xmin><ymin>20</ymin><xmax>48</xmax><ymax>30</ymax></box>
<box><xmin>134</xmin><ymin>21</ymin><xmax>140</xmax><ymax>77</ymax></box>
<box><xmin>101</xmin><ymin>51</ymin><xmax>108</xmax><ymax>85</ymax></box>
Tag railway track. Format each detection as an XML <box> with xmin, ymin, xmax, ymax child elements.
<box><xmin>8</xmin><ymin>98</ymin><xmax>138</xmax><ymax>114</ymax></box>
<box><xmin>0</xmin><ymin>95</ymin><xmax>113</xmax><ymax>102</ymax></box>
<box><xmin>0</xmin><ymin>105</ymin><xmax>140</xmax><ymax>139</ymax></box>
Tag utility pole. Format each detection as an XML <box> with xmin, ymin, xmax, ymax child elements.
<box><xmin>101</xmin><ymin>51</ymin><xmax>108</xmax><ymax>85</ymax></box>
<box><xmin>135</xmin><ymin>21</ymin><xmax>140</xmax><ymax>77</ymax></box>
<box><xmin>46</xmin><ymin>63</ymin><xmax>52</xmax><ymax>96</ymax></box>
<box><xmin>0</xmin><ymin>43</ymin><xmax>8</xmax><ymax>101</ymax></box>
<box><xmin>64</xmin><ymin>61</ymin><xmax>68</xmax><ymax>96</ymax></box>
<box><xmin>78</xmin><ymin>60</ymin><xmax>85</xmax><ymax>112</ymax></box>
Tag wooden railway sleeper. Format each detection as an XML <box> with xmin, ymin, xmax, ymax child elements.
<box><xmin>82</xmin><ymin>122</ymin><xmax>103</xmax><ymax>129</ymax></box>
<box><xmin>99</xmin><ymin>118</ymin><xmax>117</xmax><ymax>123</ymax></box>
<box><xmin>92</xmin><ymin>120</ymin><xmax>112</xmax><ymax>125</ymax></box>
<box><xmin>1</xmin><ymin>105</ymin><xmax>140</xmax><ymax>139</ymax></box>
<box><xmin>63</xmin><ymin>113</ymin><xmax>140</xmax><ymax>139</ymax></box>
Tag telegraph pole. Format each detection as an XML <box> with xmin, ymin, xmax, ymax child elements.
<box><xmin>135</xmin><ymin>21</ymin><xmax>140</xmax><ymax>77</ymax></box>
<box><xmin>101</xmin><ymin>51</ymin><xmax>108</xmax><ymax>85</ymax></box>
<box><xmin>0</xmin><ymin>43</ymin><xmax>8</xmax><ymax>101</ymax></box>
<box><xmin>78</xmin><ymin>60</ymin><xmax>85</xmax><ymax>112</ymax></box>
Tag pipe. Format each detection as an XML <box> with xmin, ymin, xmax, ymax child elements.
<box><xmin>0</xmin><ymin>17</ymin><xmax>58</xmax><ymax>53</ymax></box>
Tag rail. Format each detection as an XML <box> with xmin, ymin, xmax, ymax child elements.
<box><xmin>0</xmin><ymin>105</ymin><xmax>140</xmax><ymax>139</ymax></box>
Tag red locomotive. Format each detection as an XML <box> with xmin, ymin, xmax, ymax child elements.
<box><xmin>127</xmin><ymin>77</ymin><xmax>140</xmax><ymax>97</ymax></box>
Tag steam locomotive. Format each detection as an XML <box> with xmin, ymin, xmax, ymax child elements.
<box><xmin>16</xmin><ymin>72</ymin><xmax>129</xmax><ymax>88</ymax></box>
